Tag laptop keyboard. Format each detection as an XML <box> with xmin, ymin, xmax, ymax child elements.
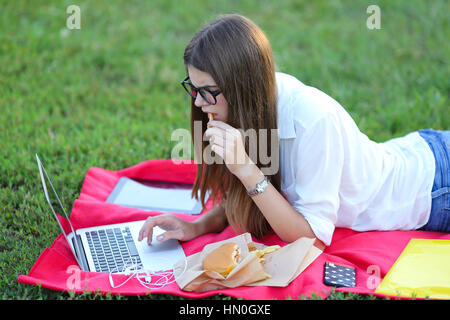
<box><xmin>85</xmin><ymin>227</ymin><xmax>142</xmax><ymax>273</ymax></box>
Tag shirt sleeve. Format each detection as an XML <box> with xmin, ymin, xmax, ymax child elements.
<box><xmin>291</xmin><ymin>113</ymin><xmax>344</xmax><ymax>246</ymax></box>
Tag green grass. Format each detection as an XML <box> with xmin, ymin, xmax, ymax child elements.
<box><xmin>1</xmin><ymin>0</ymin><xmax>448</xmax><ymax>300</ymax></box>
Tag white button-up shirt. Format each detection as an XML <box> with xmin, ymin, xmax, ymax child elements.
<box><xmin>276</xmin><ymin>72</ymin><xmax>435</xmax><ymax>245</ymax></box>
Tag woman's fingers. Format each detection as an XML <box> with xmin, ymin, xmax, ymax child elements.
<box><xmin>138</xmin><ymin>215</ymin><xmax>168</xmax><ymax>245</ymax></box>
<box><xmin>209</xmin><ymin>134</ymin><xmax>225</xmax><ymax>148</ymax></box>
<box><xmin>206</xmin><ymin>127</ymin><xmax>240</xmax><ymax>157</ymax></box>
<box><xmin>157</xmin><ymin>228</ymin><xmax>185</xmax><ymax>242</ymax></box>
<box><xmin>138</xmin><ymin>217</ymin><xmax>154</xmax><ymax>244</ymax></box>
<box><xmin>204</xmin><ymin>127</ymin><xmax>223</xmax><ymax>142</ymax></box>
<box><xmin>204</xmin><ymin>123</ymin><xmax>237</xmax><ymax>142</ymax></box>
<box><xmin>206</xmin><ymin>125</ymin><xmax>252</xmax><ymax>177</ymax></box>
<box><xmin>138</xmin><ymin>214</ymin><xmax>191</xmax><ymax>245</ymax></box>
<box><xmin>210</xmin><ymin>143</ymin><xmax>224</xmax><ymax>159</ymax></box>
<box><xmin>207</xmin><ymin>120</ymin><xmax>234</xmax><ymax>131</ymax></box>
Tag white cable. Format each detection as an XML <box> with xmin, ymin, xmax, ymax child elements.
<box><xmin>109</xmin><ymin>256</ymin><xmax>188</xmax><ymax>290</ymax></box>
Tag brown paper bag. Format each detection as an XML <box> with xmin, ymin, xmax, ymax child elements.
<box><xmin>174</xmin><ymin>233</ymin><xmax>322</xmax><ymax>292</ymax></box>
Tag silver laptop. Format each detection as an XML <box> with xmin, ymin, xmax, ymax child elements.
<box><xmin>35</xmin><ymin>154</ymin><xmax>186</xmax><ymax>273</ymax></box>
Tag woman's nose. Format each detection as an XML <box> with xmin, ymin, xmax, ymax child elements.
<box><xmin>194</xmin><ymin>94</ymin><xmax>208</xmax><ymax>107</ymax></box>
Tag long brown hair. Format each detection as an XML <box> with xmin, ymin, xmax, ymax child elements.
<box><xmin>184</xmin><ymin>14</ymin><xmax>280</xmax><ymax>238</ymax></box>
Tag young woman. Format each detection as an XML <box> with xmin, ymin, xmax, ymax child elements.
<box><xmin>139</xmin><ymin>14</ymin><xmax>449</xmax><ymax>249</ymax></box>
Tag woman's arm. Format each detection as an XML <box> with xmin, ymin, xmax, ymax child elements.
<box><xmin>236</xmin><ymin>164</ymin><xmax>325</xmax><ymax>250</ymax></box>
<box><xmin>138</xmin><ymin>201</ymin><xmax>227</xmax><ymax>244</ymax></box>
<box><xmin>205</xmin><ymin>120</ymin><xmax>325</xmax><ymax>249</ymax></box>
<box><xmin>193</xmin><ymin>200</ymin><xmax>228</xmax><ymax>236</ymax></box>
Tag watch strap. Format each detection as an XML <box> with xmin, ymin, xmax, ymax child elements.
<box><xmin>246</xmin><ymin>176</ymin><xmax>269</xmax><ymax>197</ymax></box>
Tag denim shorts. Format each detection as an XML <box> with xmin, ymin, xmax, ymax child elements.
<box><xmin>418</xmin><ymin>129</ymin><xmax>450</xmax><ymax>233</ymax></box>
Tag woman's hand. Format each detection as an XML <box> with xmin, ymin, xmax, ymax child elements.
<box><xmin>204</xmin><ymin>120</ymin><xmax>255</xmax><ymax>178</ymax></box>
<box><xmin>138</xmin><ymin>214</ymin><xmax>198</xmax><ymax>245</ymax></box>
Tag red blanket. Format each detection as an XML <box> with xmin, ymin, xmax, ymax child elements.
<box><xmin>18</xmin><ymin>159</ymin><xmax>450</xmax><ymax>299</ymax></box>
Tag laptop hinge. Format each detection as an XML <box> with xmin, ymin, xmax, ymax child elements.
<box><xmin>72</xmin><ymin>235</ymin><xmax>90</xmax><ymax>271</ymax></box>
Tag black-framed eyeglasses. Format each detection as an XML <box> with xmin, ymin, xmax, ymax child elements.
<box><xmin>180</xmin><ymin>76</ymin><xmax>222</xmax><ymax>105</ymax></box>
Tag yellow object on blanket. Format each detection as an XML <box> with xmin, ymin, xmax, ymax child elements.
<box><xmin>375</xmin><ymin>239</ymin><xmax>450</xmax><ymax>299</ymax></box>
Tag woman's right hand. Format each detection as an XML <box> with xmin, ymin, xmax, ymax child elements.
<box><xmin>138</xmin><ymin>214</ymin><xmax>199</xmax><ymax>245</ymax></box>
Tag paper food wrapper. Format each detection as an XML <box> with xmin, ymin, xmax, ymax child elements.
<box><xmin>174</xmin><ymin>233</ymin><xmax>322</xmax><ymax>292</ymax></box>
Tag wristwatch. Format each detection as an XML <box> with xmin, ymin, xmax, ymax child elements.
<box><xmin>246</xmin><ymin>176</ymin><xmax>269</xmax><ymax>197</ymax></box>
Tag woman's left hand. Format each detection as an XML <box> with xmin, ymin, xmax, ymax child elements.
<box><xmin>204</xmin><ymin>120</ymin><xmax>255</xmax><ymax>178</ymax></box>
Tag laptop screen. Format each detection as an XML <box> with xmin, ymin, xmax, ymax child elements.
<box><xmin>35</xmin><ymin>154</ymin><xmax>84</xmax><ymax>267</ymax></box>
<box><xmin>106</xmin><ymin>177</ymin><xmax>209</xmax><ymax>215</ymax></box>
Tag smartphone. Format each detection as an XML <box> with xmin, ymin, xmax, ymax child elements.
<box><xmin>323</xmin><ymin>262</ymin><xmax>356</xmax><ymax>288</ymax></box>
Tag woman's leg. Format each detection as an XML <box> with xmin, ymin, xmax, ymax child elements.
<box><xmin>418</xmin><ymin>129</ymin><xmax>450</xmax><ymax>233</ymax></box>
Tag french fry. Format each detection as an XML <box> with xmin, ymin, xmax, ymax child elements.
<box><xmin>207</xmin><ymin>113</ymin><xmax>213</xmax><ymax>128</ymax></box>
<box><xmin>251</xmin><ymin>245</ymin><xmax>281</xmax><ymax>263</ymax></box>
<box><xmin>248</xmin><ymin>243</ymin><xmax>281</xmax><ymax>285</ymax></box>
